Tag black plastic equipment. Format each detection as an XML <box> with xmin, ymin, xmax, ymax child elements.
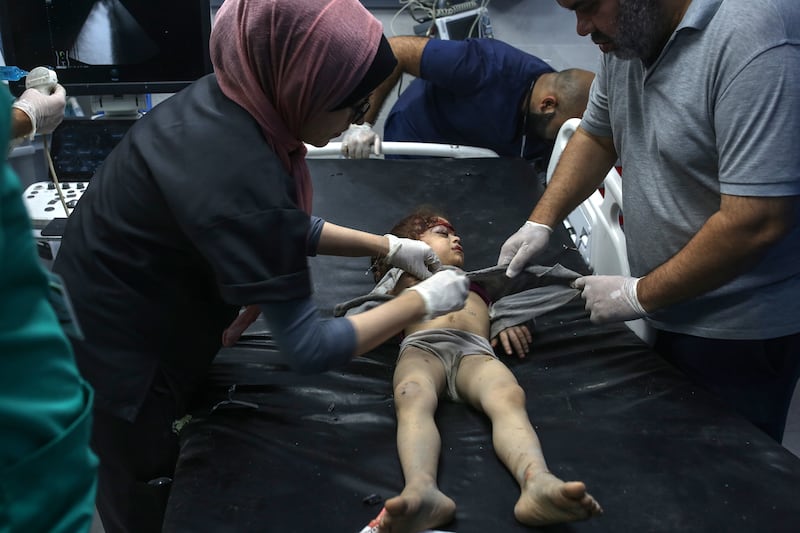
<box><xmin>164</xmin><ymin>158</ymin><xmax>800</xmax><ymax>533</ymax></box>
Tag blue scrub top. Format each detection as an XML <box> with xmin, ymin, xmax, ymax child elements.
<box><xmin>384</xmin><ymin>38</ymin><xmax>555</xmax><ymax>162</ymax></box>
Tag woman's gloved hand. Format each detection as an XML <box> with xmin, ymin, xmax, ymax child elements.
<box><xmin>406</xmin><ymin>267</ymin><xmax>470</xmax><ymax>321</ymax></box>
<box><xmin>385</xmin><ymin>234</ymin><xmax>442</xmax><ymax>280</ymax></box>
<box><xmin>340</xmin><ymin>123</ymin><xmax>380</xmax><ymax>159</ymax></box>
<box><xmin>497</xmin><ymin>221</ymin><xmax>553</xmax><ymax>278</ymax></box>
<box><xmin>12</xmin><ymin>84</ymin><xmax>67</xmax><ymax>136</ymax></box>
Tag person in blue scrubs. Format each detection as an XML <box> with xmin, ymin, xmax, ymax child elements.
<box><xmin>340</xmin><ymin>36</ymin><xmax>594</xmax><ymax>167</ymax></box>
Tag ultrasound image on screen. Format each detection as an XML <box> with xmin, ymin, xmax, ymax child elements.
<box><xmin>53</xmin><ymin>0</ymin><xmax>159</xmax><ymax>66</ymax></box>
<box><xmin>46</xmin><ymin>0</ymin><xmax>186</xmax><ymax>67</ymax></box>
<box><xmin>0</xmin><ymin>0</ymin><xmax>211</xmax><ymax>95</ymax></box>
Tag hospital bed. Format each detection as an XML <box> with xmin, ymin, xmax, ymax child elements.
<box><xmin>163</xmin><ymin>155</ymin><xmax>800</xmax><ymax>533</ymax></box>
<box><xmin>546</xmin><ymin>118</ymin><xmax>654</xmax><ymax>345</ymax></box>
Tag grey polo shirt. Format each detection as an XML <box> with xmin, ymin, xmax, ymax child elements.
<box><xmin>581</xmin><ymin>0</ymin><xmax>800</xmax><ymax>339</ymax></box>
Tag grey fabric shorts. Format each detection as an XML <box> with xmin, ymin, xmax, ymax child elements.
<box><xmin>398</xmin><ymin>328</ymin><xmax>496</xmax><ymax>402</ymax></box>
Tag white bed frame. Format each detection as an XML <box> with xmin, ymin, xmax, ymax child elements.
<box><xmin>547</xmin><ymin>118</ymin><xmax>654</xmax><ymax>345</ymax></box>
<box><xmin>304</xmin><ymin>141</ymin><xmax>498</xmax><ymax>159</ymax></box>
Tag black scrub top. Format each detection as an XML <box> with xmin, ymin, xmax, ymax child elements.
<box><xmin>53</xmin><ymin>74</ymin><xmax>312</xmax><ymax>421</ymax></box>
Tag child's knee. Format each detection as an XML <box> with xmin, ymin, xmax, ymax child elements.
<box><xmin>485</xmin><ymin>381</ymin><xmax>526</xmax><ymax>411</ymax></box>
<box><xmin>394</xmin><ymin>379</ymin><xmax>437</xmax><ymax>408</ymax></box>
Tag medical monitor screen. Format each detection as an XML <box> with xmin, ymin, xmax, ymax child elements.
<box><xmin>434</xmin><ymin>7</ymin><xmax>487</xmax><ymax>40</ymax></box>
<box><xmin>0</xmin><ymin>0</ymin><xmax>212</xmax><ymax>96</ymax></box>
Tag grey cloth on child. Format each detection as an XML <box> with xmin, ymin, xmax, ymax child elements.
<box><xmin>334</xmin><ymin>263</ymin><xmax>582</xmax><ymax>339</ymax></box>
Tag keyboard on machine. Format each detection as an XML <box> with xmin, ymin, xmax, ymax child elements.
<box><xmin>23</xmin><ymin>181</ymin><xmax>89</xmax><ymax>229</ymax></box>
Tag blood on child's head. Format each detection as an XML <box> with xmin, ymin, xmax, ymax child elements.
<box><xmin>370</xmin><ymin>206</ymin><xmax>451</xmax><ymax>282</ymax></box>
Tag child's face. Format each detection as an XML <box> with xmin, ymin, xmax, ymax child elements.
<box><xmin>419</xmin><ymin>219</ymin><xmax>464</xmax><ymax>268</ymax></box>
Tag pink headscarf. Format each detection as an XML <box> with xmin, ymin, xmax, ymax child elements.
<box><xmin>210</xmin><ymin>0</ymin><xmax>385</xmax><ymax>213</ymax></box>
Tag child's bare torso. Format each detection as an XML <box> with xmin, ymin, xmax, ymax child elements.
<box><xmin>393</xmin><ymin>273</ymin><xmax>490</xmax><ymax>339</ymax></box>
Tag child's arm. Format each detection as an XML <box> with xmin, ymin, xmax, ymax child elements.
<box><xmin>258</xmin><ymin>269</ymin><xmax>469</xmax><ymax>374</ymax></box>
<box><xmin>491</xmin><ymin>324</ymin><xmax>533</xmax><ymax>359</ymax></box>
<box><xmin>388</xmin><ymin>272</ymin><xmax>419</xmax><ymax>295</ymax></box>
<box><xmin>488</xmin><ymin>284</ymin><xmax>578</xmax><ymax>342</ymax></box>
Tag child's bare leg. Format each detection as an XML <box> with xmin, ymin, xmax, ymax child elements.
<box><xmin>380</xmin><ymin>348</ymin><xmax>456</xmax><ymax>533</ymax></box>
<box><xmin>457</xmin><ymin>356</ymin><xmax>603</xmax><ymax>526</ymax></box>
<box><xmin>513</xmin><ymin>471</ymin><xmax>602</xmax><ymax>526</ymax></box>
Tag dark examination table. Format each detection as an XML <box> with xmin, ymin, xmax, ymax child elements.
<box><xmin>163</xmin><ymin>158</ymin><xmax>800</xmax><ymax>533</ymax></box>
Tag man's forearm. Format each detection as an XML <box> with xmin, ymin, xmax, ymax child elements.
<box><xmin>638</xmin><ymin>194</ymin><xmax>798</xmax><ymax>311</ymax></box>
<box><xmin>530</xmin><ymin>126</ymin><xmax>616</xmax><ymax>227</ymax></box>
<box><xmin>363</xmin><ymin>36</ymin><xmax>428</xmax><ymax>125</ymax></box>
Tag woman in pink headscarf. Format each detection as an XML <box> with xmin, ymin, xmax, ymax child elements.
<box><xmin>52</xmin><ymin>1</ymin><xmax>470</xmax><ymax>531</ymax></box>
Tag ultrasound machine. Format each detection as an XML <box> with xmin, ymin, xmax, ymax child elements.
<box><xmin>0</xmin><ymin>0</ymin><xmax>213</xmax><ymax>266</ymax></box>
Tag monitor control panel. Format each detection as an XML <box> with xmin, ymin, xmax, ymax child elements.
<box><xmin>23</xmin><ymin>181</ymin><xmax>88</xmax><ymax>229</ymax></box>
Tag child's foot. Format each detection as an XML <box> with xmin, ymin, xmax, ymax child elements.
<box><xmin>514</xmin><ymin>471</ymin><xmax>602</xmax><ymax>526</ymax></box>
<box><xmin>378</xmin><ymin>484</ymin><xmax>456</xmax><ymax>533</ymax></box>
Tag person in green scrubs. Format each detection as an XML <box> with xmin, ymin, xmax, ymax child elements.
<box><xmin>0</xmin><ymin>82</ymin><xmax>97</xmax><ymax>531</ymax></box>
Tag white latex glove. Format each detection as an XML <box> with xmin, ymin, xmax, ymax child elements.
<box><xmin>385</xmin><ymin>233</ymin><xmax>442</xmax><ymax>280</ymax></box>
<box><xmin>406</xmin><ymin>267</ymin><xmax>470</xmax><ymax>321</ymax></box>
<box><xmin>497</xmin><ymin>221</ymin><xmax>553</xmax><ymax>278</ymax></box>
<box><xmin>11</xmin><ymin>84</ymin><xmax>67</xmax><ymax>136</ymax></box>
<box><xmin>341</xmin><ymin>123</ymin><xmax>381</xmax><ymax>159</ymax></box>
<box><xmin>572</xmin><ymin>275</ymin><xmax>648</xmax><ymax>323</ymax></box>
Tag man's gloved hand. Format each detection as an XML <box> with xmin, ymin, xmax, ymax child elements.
<box><xmin>11</xmin><ymin>84</ymin><xmax>67</xmax><ymax>136</ymax></box>
<box><xmin>341</xmin><ymin>123</ymin><xmax>380</xmax><ymax>159</ymax></box>
<box><xmin>572</xmin><ymin>275</ymin><xmax>648</xmax><ymax>323</ymax></box>
<box><xmin>385</xmin><ymin>233</ymin><xmax>442</xmax><ymax>280</ymax></box>
<box><xmin>406</xmin><ymin>267</ymin><xmax>470</xmax><ymax>321</ymax></box>
<box><xmin>497</xmin><ymin>221</ymin><xmax>553</xmax><ymax>278</ymax></box>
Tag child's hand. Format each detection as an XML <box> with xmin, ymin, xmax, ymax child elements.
<box><xmin>491</xmin><ymin>324</ymin><xmax>533</xmax><ymax>358</ymax></box>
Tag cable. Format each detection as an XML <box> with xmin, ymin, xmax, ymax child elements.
<box><xmin>390</xmin><ymin>1</ymin><xmax>418</xmax><ymax>36</ymax></box>
<box><xmin>42</xmin><ymin>135</ymin><xmax>71</xmax><ymax>217</ymax></box>
<box><xmin>390</xmin><ymin>1</ymin><xmax>494</xmax><ymax>40</ymax></box>
<box><xmin>434</xmin><ymin>1</ymin><xmax>479</xmax><ymax>17</ymax></box>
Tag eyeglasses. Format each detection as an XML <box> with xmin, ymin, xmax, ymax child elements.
<box><xmin>350</xmin><ymin>98</ymin><xmax>371</xmax><ymax>124</ymax></box>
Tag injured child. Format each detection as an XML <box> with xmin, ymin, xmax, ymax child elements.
<box><xmin>336</xmin><ymin>207</ymin><xmax>603</xmax><ymax>533</ymax></box>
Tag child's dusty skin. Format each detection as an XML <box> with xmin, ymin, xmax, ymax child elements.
<box><xmin>513</xmin><ymin>469</ymin><xmax>602</xmax><ymax>526</ymax></box>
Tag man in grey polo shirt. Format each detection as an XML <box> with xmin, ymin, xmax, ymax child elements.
<box><xmin>497</xmin><ymin>0</ymin><xmax>800</xmax><ymax>441</ymax></box>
